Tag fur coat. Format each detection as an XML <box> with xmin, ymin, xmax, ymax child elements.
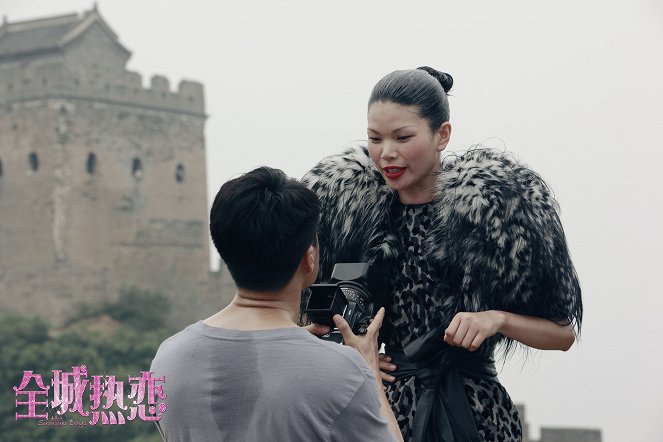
<box><xmin>302</xmin><ymin>146</ymin><xmax>582</xmax><ymax>340</ymax></box>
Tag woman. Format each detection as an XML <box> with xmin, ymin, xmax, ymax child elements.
<box><xmin>303</xmin><ymin>67</ymin><xmax>582</xmax><ymax>442</ymax></box>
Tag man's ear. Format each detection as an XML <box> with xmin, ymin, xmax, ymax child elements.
<box><xmin>301</xmin><ymin>245</ymin><xmax>316</xmax><ymax>273</ymax></box>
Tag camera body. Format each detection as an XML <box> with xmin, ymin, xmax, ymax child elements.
<box><xmin>304</xmin><ymin>263</ymin><xmax>373</xmax><ymax>343</ymax></box>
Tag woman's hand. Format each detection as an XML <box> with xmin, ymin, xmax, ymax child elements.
<box><xmin>443</xmin><ymin>311</ymin><xmax>505</xmax><ymax>352</ymax></box>
<box><xmin>444</xmin><ymin>310</ymin><xmax>576</xmax><ymax>351</ymax></box>
<box><xmin>378</xmin><ymin>353</ymin><xmax>396</xmax><ymax>383</ymax></box>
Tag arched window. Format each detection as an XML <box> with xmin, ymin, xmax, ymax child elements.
<box><xmin>87</xmin><ymin>153</ymin><xmax>97</xmax><ymax>175</ymax></box>
<box><xmin>132</xmin><ymin>157</ymin><xmax>143</xmax><ymax>178</ymax></box>
<box><xmin>29</xmin><ymin>152</ymin><xmax>39</xmax><ymax>172</ymax></box>
<box><xmin>175</xmin><ymin>163</ymin><xmax>185</xmax><ymax>183</ymax></box>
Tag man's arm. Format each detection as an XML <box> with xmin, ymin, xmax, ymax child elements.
<box><xmin>333</xmin><ymin>308</ymin><xmax>403</xmax><ymax>442</ymax></box>
<box><xmin>329</xmin><ymin>375</ymin><xmax>397</xmax><ymax>442</ymax></box>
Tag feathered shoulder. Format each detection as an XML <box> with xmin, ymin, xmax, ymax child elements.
<box><xmin>303</xmin><ymin>146</ymin><xmax>582</xmax><ymax>331</ymax></box>
<box><xmin>302</xmin><ymin>146</ymin><xmax>399</xmax><ymax>284</ymax></box>
<box><xmin>430</xmin><ymin>148</ymin><xmax>582</xmax><ymax>330</ymax></box>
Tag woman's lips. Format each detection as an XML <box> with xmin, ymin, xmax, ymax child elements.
<box><xmin>383</xmin><ymin>167</ymin><xmax>406</xmax><ymax>180</ymax></box>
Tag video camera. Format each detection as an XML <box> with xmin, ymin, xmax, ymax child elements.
<box><xmin>303</xmin><ymin>263</ymin><xmax>374</xmax><ymax>343</ymax></box>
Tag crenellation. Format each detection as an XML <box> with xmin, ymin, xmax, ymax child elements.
<box><xmin>178</xmin><ymin>79</ymin><xmax>205</xmax><ymax>104</ymax></box>
<box><xmin>0</xmin><ymin>7</ymin><xmax>228</xmax><ymax>329</ymax></box>
<box><xmin>125</xmin><ymin>70</ymin><xmax>143</xmax><ymax>88</ymax></box>
<box><xmin>150</xmin><ymin>75</ymin><xmax>170</xmax><ymax>92</ymax></box>
<box><xmin>517</xmin><ymin>405</ymin><xmax>602</xmax><ymax>442</ymax></box>
<box><xmin>0</xmin><ymin>62</ymin><xmax>205</xmax><ymax>116</ymax></box>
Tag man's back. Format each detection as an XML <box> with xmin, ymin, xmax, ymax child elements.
<box><xmin>150</xmin><ymin>322</ymin><xmax>392</xmax><ymax>442</ymax></box>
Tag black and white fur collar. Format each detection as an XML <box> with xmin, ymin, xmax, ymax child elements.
<box><xmin>303</xmin><ymin>145</ymin><xmax>582</xmax><ymax>333</ymax></box>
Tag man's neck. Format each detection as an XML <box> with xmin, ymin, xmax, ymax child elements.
<box><xmin>203</xmin><ymin>286</ymin><xmax>302</xmax><ymax>331</ymax></box>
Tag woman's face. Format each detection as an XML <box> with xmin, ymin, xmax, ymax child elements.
<box><xmin>367</xmin><ymin>101</ymin><xmax>451</xmax><ymax>204</ymax></box>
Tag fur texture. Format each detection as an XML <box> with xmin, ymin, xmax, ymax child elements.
<box><xmin>303</xmin><ymin>146</ymin><xmax>582</xmax><ymax>340</ymax></box>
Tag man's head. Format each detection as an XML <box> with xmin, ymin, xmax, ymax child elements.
<box><xmin>210</xmin><ymin>167</ymin><xmax>320</xmax><ymax>292</ymax></box>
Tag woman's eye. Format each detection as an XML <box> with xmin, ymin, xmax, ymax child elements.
<box><xmin>398</xmin><ymin>135</ymin><xmax>412</xmax><ymax>142</ymax></box>
<box><xmin>368</xmin><ymin>137</ymin><xmax>381</xmax><ymax>143</ymax></box>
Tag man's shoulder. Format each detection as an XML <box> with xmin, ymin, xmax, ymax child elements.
<box><xmin>299</xmin><ymin>334</ymin><xmax>371</xmax><ymax>372</ymax></box>
<box><xmin>152</xmin><ymin>323</ymin><xmax>374</xmax><ymax>381</ymax></box>
<box><xmin>156</xmin><ymin>324</ymin><xmax>362</xmax><ymax>359</ymax></box>
<box><xmin>242</xmin><ymin>328</ymin><xmax>375</xmax><ymax>385</ymax></box>
<box><xmin>154</xmin><ymin>322</ymin><xmax>200</xmax><ymax>349</ymax></box>
<box><xmin>150</xmin><ymin>323</ymin><xmax>202</xmax><ymax>368</ymax></box>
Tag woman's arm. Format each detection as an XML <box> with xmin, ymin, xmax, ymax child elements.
<box><xmin>443</xmin><ymin>310</ymin><xmax>576</xmax><ymax>352</ymax></box>
<box><xmin>377</xmin><ymin>310</ymin><xmax>575</xmax><ymax>384</ymax></box>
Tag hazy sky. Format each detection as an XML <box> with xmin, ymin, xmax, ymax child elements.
<box><xmin>2</xmin><ymin>1</ymin><xmax>662</xmax><ymax>441</ymax></box>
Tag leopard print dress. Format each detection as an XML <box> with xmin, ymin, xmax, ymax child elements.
<box><xmin>383</xmin><ymin>201</ymin><xmax>522</xmax><ymax>442</ymax></box>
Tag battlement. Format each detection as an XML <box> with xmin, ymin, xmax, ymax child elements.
<box><xmin>0</xmin><ymin>7</ymin><xmax>226</xmax><ymax>330</ymax></box>
<box><xmin>0</xmin><ymin>7</ymin><xmax>204</xmax><ymax>116</ymax></box>
<box><xmin>0</xmin><ymin>64</ymin><xmax>205</xmax><ymax>116</ymax></box>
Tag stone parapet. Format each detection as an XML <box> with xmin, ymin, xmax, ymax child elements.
<box><xmin>0</xmin><ymin>64</ymin><xmax>205</xmax><ymax>117</ymax></box>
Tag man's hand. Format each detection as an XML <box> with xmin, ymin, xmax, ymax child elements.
<box><xmin>333</xmin><ymin>308</ymin><xmax>385</xmax><ymax>373</ymax></box>
<box><xmin>302</xmin><ymin>323</ymin><xmax>331</xmax><ymax>336</ymax></box>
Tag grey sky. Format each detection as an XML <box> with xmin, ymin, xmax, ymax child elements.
<box><xmin>2</xmin><ymin>0</ymin><xmax>662</xmax><ymax>441</ymax></box>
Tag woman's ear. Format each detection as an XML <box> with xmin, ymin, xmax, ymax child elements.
<box><xmin>436</xmin><ymin>122</ymin><xmax>452</xmax><ymax>152</ymax></box>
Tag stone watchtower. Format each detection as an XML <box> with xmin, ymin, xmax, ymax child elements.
<box><xmin>0</xmin><ymin>8</ymin><xmax>227</xmax><ymax>326</ymax></box>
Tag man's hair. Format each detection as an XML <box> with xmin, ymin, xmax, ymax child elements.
<box><xmin>210</xmin><ymin>166</ymin><xmax>320</xmax><ymax>292</ymax></box>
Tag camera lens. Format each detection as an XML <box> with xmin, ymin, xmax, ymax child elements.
<box><xmin>340</xmin><ymin>286</ymin><xmax>369</xmax><ymax>310</ymax></box>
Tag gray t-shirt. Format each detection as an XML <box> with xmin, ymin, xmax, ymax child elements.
<box><xmin>150</xmin><ymin>321</ymin><xmax>394</xmax><ymax>442</ymax></box>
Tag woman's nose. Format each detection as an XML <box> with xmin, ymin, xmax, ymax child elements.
<box><xmin>381</xmin><ymin>142</ymin><xmax>397</xmax><ymax>160</ymax></box>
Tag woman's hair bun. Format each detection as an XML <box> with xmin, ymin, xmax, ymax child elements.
<box><xmin>417</xmin><ymin>66</ymin><xmax>453</xmax><ymax>93</ymax></box>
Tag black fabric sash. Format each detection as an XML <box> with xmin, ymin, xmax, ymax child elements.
<box><xmin>386</xmin><ymin>328</ymin><xmax>498</xmax><ymax>442</ymax></box>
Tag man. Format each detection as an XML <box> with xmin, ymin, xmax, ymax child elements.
<box><xmin>150</xmin><ymin>167</ymin><xmax>402</xmax><ymax>441</ymax></box>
